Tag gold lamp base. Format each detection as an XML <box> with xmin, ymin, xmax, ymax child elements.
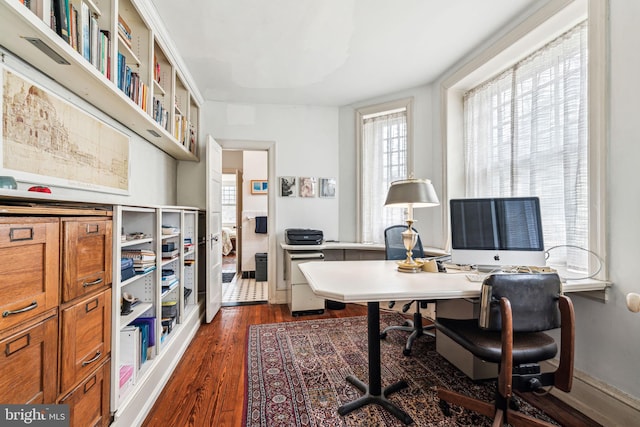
<box><xmin>396</xmin><ymin>259</ymin><xmax>424</xmax><ymax>273</ymax></box>
<box><xmin>396</xmin><ymin>219</ymin><xmax>423</xmax><ymax>273</ymax></box>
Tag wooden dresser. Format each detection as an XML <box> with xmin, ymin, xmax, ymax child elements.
<box><xmin>0</xmin><ymin>206</ymin><xmax>113</xmax><ymax>426</ymax></box>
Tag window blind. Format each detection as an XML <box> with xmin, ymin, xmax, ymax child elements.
<box><xmin>361</xmin><ymin>110</ymin><xmax>407</xmax><ymax>243</ymax></box>
<box><xmin>463</xmin><ymin>21</ymin><xmax>588</xmax><ymax>272</ymax></box>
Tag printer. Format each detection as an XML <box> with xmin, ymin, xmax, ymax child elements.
<box><xmin>285</xmin><ymin>228</ymin><xmax>323</xmax><ymax>245</ymax></box>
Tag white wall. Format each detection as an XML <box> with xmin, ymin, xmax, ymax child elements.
<box><xmin>197</xmin><ymin>102</ymin><xmax>339</xmax><ymax>290</ymax></box>
<box><xmin>242</xmin><ymin>151</ymin><xmax>268</xmax><ymax>212</ymax></box>
<box><xmin>581</xmin><ymin>0</ymin><xmax>640</xmax><ymax>401</ymax></box>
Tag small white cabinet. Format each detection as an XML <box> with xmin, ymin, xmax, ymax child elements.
<box><xmin>285</xmin><ymin>251</ymin><xmax>325</xmax><ymax>315</ymax></box>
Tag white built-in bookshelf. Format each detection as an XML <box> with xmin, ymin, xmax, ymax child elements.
<box><xmin>0</xmin><ymin>0</ymin><xmax>200</xmax><ymax>160</ymax></box>
<box><xmin>112</xmin><ymin>205</ymin><xmax>200</xmax><ymax>426</ymax></box>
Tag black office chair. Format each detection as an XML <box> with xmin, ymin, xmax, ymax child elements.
<box><xmin>380</xmin><ymin>225</ymin><xmax>435</xmax><ymax>356</ymax></box>
<box><xmin>436</xmin><ymin>273</ymin><xmax>575</xmax><ymax>426</ymax></box>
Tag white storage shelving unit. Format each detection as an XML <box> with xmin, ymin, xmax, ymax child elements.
<box><xmin>111</xmin><ymin>205</ymin><xmax>200</xmax><ymax>426</ymax></box>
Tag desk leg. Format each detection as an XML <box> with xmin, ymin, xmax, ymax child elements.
<box><xmin>337</xmin><ymin>302</ymin><xmax>413</xmax><ymax>425</ymax></box>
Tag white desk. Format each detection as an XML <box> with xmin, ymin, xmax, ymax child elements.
<box><xmin>299</xmin><ymin>260</ymin><xmax>609</xmax><ymax>424</ymax></box>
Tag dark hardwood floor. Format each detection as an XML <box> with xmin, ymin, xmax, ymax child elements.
<box><xmin>141</xmin><ymin>303</ymin><xmax>599</xmax><ymax>427</ymax></box>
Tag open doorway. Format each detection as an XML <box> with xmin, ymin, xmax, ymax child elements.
<box><xmin>221</xmin><ymin>148</ymin><xmax>270</xmax><ymax>305</ymax></box>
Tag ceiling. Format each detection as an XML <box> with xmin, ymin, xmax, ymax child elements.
<box><xmin>152</xmin><ymin>0</ymin><xmax>539</xmax><ymax>107</ymax></box>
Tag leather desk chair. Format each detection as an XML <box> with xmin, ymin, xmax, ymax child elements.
<box><xmin>380</xmin><ymin>225</ymin><xmax>435</xmax><ymax>356</ymax></box>
<box><xmin>435</xmin><ymin>273</ymin><xmax>574</xmax><ymax>426</ymax></box>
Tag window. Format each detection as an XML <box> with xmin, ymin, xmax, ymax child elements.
<box><xmin>357</xmin><ymin>98</ymin><xmax>413</xmax><ymax>243</ymax></box>
<box><xmin>463</xmin><ymin>22</ymin><xmax>589</xmax><ymax>273</ymax></box>
<box><xmin>221</xmin><ymin>183</ymin><xmax>236</xmax><ymax>225</ymax></box>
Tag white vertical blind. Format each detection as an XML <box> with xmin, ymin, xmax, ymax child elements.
<box><xmin>361</xmin><ymin>110</ymin><xmax>407</xmax><ymax>243</ymax></box>
<box><xmin>464</xmin><ymin>21</ymin><xmax>588</xmax><ymax>272</ymax></box>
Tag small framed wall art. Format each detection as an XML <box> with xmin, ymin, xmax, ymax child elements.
<box><xmin>299</xmin><ymin>177</ymin><xmax>317</xmax><ymax>197</ymax></box>
<box><xmin>319</xmin><ymin>177</ymin><xmax>336</xmax><ymax>198</ymax></box>
<box><xmin>251</xmin><ymin>180</ymin><xmax>268</xmax><ymax>194</ymax></box>
<box><xmin>279</xmin><ymin>176</ymin><xmax>297</xmax><ymax>197</ymax></box>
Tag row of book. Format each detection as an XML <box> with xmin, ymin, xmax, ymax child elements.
<box><xmin>24</xmin><ymin>0</ymin><xmax>112</xmax><ymax>79</ymax></box>
<box><xmin>117</xmin><ymin>52</ymin><xmax>149</xmax><ymax>111</ymax></box>
<box><xmin>174</xmin><ymin>113</ymin><xmax>190</xmax><ymax>146</ymax></box>
<box><xmin>152</xmin><ymin>97</ymin><xmax>170</xmax><ymax>130</ymax></box>
<box><xmin>121</xmin><ymin>249</ymin><xmax>156</xmax><ymax>274</ymax></box>
<box><xmin>119</xmin><ymin>317</ymin><xmax>155</xmax><ymax>397</ymax></box>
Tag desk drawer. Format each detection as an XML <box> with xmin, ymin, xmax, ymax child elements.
<box><xmin>60</xmin><ymin>289</ymin><xmax>111</xmax><ymax>395</ymax></box>
<box><xmin>0</xmin><ymin>311</ymin><xmax>58</xmax><ymax>404</ymax></box>
<box><xmin>62</xmin><ymin>218</ymin><xmax>112</xmax><ymax>302</ymax></box>
<box><xmin>58</xmin><ymin>358</ymin><xmax>110</xmax><ymax>427</ymax></box>
<box><xmin>0</xmin><ymin>217</ymin><xmax>59</xmax><ymax>330</ymax></box>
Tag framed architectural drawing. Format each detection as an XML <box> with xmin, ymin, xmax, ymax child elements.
<box><xmin>319</xmin><ymin>177</ymin><xmax>336</xmax><ymax>198</ymax></box>
<box><xmin>279</xmin><ymin>176</ymin><xmax>296</xmax><ymax>197</ymax></box>
<box><xmin>299</xmin><ymin>177</ymin><xmax>316</xmax><ymax>197</ymax></box>
<box><xmin>1</xmin><ymin>66</ymin><xmax>129</xmax><ymax>194</ymax></box>
<box><xmin>251</xmin><ymin>180</ymin><xmax>268</xmax><ymax>194</ymax></box>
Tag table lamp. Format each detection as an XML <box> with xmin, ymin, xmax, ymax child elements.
<box><xmin>384</xmin><ymin>178</ymin><xmax>439</xmax><ymax>272</ymax></box>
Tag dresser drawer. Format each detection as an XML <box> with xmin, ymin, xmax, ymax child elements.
<box><xmin>58</xmin><ymin>358</ymin><xmax>111</xmax><ymax>427</ymax></box>
<box><xmin>0</xmin><ymin>311</ymin><xmax>58</xmax><ymax>404</ymax></box>
<box><xmin>62</xmin><ymin>217</ymin><xmax>112</xmax><ymax>302</ymax></box>
<box><xmin>60</xmin><ymin>289</ymin><xmax>111</xmax><ymax>394</ymax></box>
<box><xmin>0</xmin><ymin>217</ymin><xmax>59</xmax><ymax>330</ymax></box>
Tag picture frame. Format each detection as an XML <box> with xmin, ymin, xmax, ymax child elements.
<box><xmin>299</xmin><ymin>177</ymin><xmax>317</xmax><ymax>198</ymax></box>
<box><xmin>279</xmin><ymin>176</ymin><xmax>297</xmax><ymax>197</ymax></box>
<box><xmin>1</xmin><ymin>66</ymin><xmax>130</xmax><ymax>194</ymax></box>
<box><xmin>251</xmin><ymin>180</ymin><xmax>268</xmax><ymax>194</ymax></box>
<box><xmin>319</xmin><ymin>177</ymin><xmax>336</xmax><ymax>198</ymax></box>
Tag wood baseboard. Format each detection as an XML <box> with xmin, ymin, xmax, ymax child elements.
<box><xmin>541</xmin><ymin>361</ymin><xmax>640</xmax><ymax>426</ymax></box>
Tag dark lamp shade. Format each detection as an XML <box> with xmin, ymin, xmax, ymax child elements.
<box><xmin>384</xmin><ymin>178</ymin><xmax>439</xmax><ymax>207</ymax></box>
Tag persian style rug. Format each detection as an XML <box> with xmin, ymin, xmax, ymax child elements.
<box><xmin>244</xmin><ymin>313</ymin><xmax>559</xmax><ymax>426</ymax></box>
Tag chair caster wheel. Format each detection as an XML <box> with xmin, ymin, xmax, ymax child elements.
<box><xmin>380</xmin><ymin>332</ymin><xmax>387</xmax><ymax>339</ymax></box>
<box><xmin>509</xmin><ymin>399</ymin><xmax>520</xmax><ymax>411</ymax></box>
<box><xmin>402</xmin><ymin>321</ymin><xmax>411</xmax><ymax>327</ymax></box>
<box><xmin>439</xmin><ymin>399</ymin><xmax>452</xmax><ymax>417</ymax></box>
<box><xmin>403</xmin><ymin>348</ymin><xmax>411</xmax><ymax>356</ymax></box>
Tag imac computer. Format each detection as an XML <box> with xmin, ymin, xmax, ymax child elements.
<box><xmin>450</xmin><ymin>197</ymin><xmax>546</xmax><ymax>268</ymax></box>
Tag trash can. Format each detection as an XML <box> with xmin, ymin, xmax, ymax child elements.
<box><xmin>255</xmin><ymin>253</ymin><xmax>268</xmax><ymax>281</ymax></box>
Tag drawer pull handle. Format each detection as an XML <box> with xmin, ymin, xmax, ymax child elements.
<box><xmin>3</xmin><ymin>301</ymin><xmax>38</xmax><ymax>317</ymax></box>
<box><xmin>85</xmin><ymin>224</ymin><xmax>100</xmax><ymax>234</ymax></box>
<box><xmin>9</xmin><ymin>227</ymin><xmax>34</xmax><ymax>242</ymax></box>
<box><xmin>82</xmin><ymin>351</ymin><xmax>102</xmax><ymax>367</ymax></box>
<box><xmin>83</xmin><ymin>277</ymin><xmax>103</xmax><ymax>288</ymax></box>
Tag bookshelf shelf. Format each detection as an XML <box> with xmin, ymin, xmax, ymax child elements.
<box><xmin>0</xmin><ymin>0</ymin><xmax>200</xmax><ymax>161</ymax></box>
<box><xmin>121</xmin><ymin>237</ymin><xmax>153</xmax><ymax>247</ymax></box>
<box><xmin>84</xmin><ymin>0</ymin><xmax>101</xmax><ymax>16</ymax></box>
<box><xmin>117</xmin><ymin>34</ymin><xmax>141</xmax><ymax>67</ymax></box>
<box><xmin>120</xmin><ymin>302</ymin><xmax>152</xmax><ymax>326</ymax></box>
<box><xmin>153</xmin><ymin>79</ymin><xmax>165</xmax><ymax>96</ymax></box>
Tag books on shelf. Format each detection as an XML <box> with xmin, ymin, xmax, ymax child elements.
<box><xmin>118</xmin><ymin>15</ymin><xmax>132</xmax><ymax>48</ymax></box>
<box><xmin>162</xmin><ymin>249</ymin><xmax>179</xmax><ymax>259</ymax></box>
<box><xmin>121</xmin><ymin>249</ymin><xmax>155</xmax><ymax>261</ymax></box>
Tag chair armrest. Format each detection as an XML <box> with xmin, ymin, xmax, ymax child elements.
<box><xmin>499</xmin><ymin>297</ymin><xmax>514</xmax><ymax>399</ymax></box>
<box><xmin>555</xmin><ymin>295</ymin><xmax>575</xmax><ymax>392</ymax></box>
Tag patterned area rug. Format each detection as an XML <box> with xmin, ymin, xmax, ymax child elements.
<box><xmin>244</xmin><ymin>313</ymin><xmax>559</xmax><ymax>426</ymax></box>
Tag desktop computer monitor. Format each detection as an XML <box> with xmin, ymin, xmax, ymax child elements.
<box><xmin>450</xmin><ymin>197</ymin><xmax>546</xmax><ymax>268</ymax></box>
